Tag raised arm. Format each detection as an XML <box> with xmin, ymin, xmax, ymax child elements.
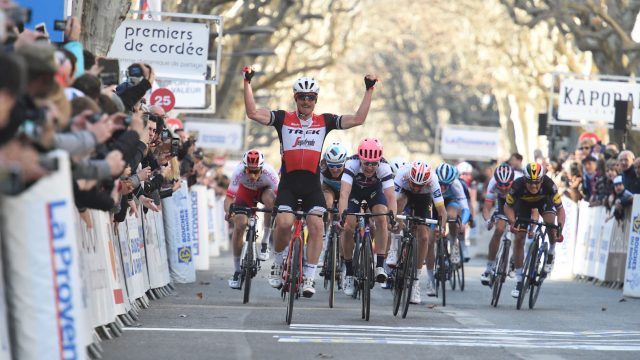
<box><xmin>340</xmin><ymin>75</ymin><xmax>378</xmax><ymax>129</ymax></box>
<box><xmin>242</xmin><ymin>66</ymin><xmax>272</xmax><ymax>125</ymax></box>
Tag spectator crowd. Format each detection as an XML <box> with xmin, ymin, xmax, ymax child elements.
<box><xmin>0</xmin><ymin>5</ymin><xmax>229</xmax><ymax>227</ymax></box>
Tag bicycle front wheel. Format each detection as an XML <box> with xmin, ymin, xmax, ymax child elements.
<box><xmin>401</xmin><ymin>236</ymin><xmax>417</xmax><ymax>318</ymax></box>
<box><xmin>242</xmin><ymin>229</ymin><xmax>256</xmax><ymax>304</ymax></box>
<box><xmin>491</xmin><ymin>240</ymin><xmax>510</xmax><ymax>307</ymax></box>
<box><xmin>392</xmin><ymin>240</ymin><xmax>407</xmax><ymax>316</ymax></box>
<box><xmin>361</xmin><ymin>237</ymin><xmax>373</xmax><ymax>321</ymax></box>
<box><xmin>436</xmin><ymin>237</ymin><xmax>447</xmax><ymax>307</ymax></box>
<box><xmin>517</xmin><ymin>238</ymin><xmax>538</xmax><ymax>310</ymax></box>
<box><xmin>286</xmin><ymin>238</ymin><xmax>301</xmax><ymax>324</ymax></box>
<box><xmin>529</xmin><ymin>243</ymin><xmax>548</xmax><ymax>309</ymax></box>
<box><xmin>458</xmin><ymin>242</ymin><xmax>465</xmax><ymax>292</ymax></box>
<box><xmin>328</xmin><ymin>231</ymin><xmax>338</xmax><ymax>308</ymax></box>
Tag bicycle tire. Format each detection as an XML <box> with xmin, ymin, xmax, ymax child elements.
<box><xmin>517</xmin><ymin>238</ymin><xmax>538</xmax><ymax>310</ymax></box>
<box><xmin>243</xmin><ymin>228</ymin><xmax>255</xmax><ymax>304</ymax></box>
<box><xmin>401</xmin><ymin>235</ymin><xmax>417</xmax><ymax>318</ymax></box>
<box><xmin>392</xmin><ymin>246</ymin><xmax>404</xmax><ymax>316</ymax></box>
<box><xmin>491</xmin><ymin>240</ymin><xmax>509</xmax><ymax>307</ymax></box>
<box><xmin>352</xmin><ymin>233</ymin><xmax>361</xmax><ymax>300</ymax></box>
<box><xmin>285</xmin><ymin>238</ymin><xmax>301</xmax><ymax>325</ymax></box>
<box><xmin>328</xmin><ymin>230</ymin><xmax>338</xmax><ymax>308</ymax></box>
<box><xmin>436</xmin><ymin>236</ymin><xmax>447</xmax><ymax>307</ymax></box>
<box><xmin>361</xmin><ymin>236</ymin><xmax>372</xmax><ymax>321</ymax></box>
<box><xmin>529</xmin><ymin>243</ymin><xmax>547</xmax><ymax>309</ymax></box>
<box><xmin>449</xmin><ymin>237</ymin><xmax>457</xmax><ymax>291</ymax></box>
<box><xmin>458</xmin><ymin>242</ymin><xmax>465</xmax><ymax>292</ymax></box>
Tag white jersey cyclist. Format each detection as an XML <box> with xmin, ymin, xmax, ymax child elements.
<box><xmin>341</xmin><ymin>155</ymin><xmax>394</xmax><ymax>190</ymax></box>
<box><xmin>227</xmin><ymin>163</ymin><xmax>280</xmax><ymax>201</ymax></box>
<box><xmin>394</xmin><ymin>164</ymin><xmax>444</xmax><ymax>203</ymax></box>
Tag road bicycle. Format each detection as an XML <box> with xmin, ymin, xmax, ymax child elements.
<box><xmin>489</xmin><ymin>215</ymin><xmax>512</xmax><ymax>307</ymax></box>
<box><xmin>229</xmin><ymin>204</ymin><xmax>273</xmax><ymax>304</ymax></box>
<box><xmin>392</xmin><ymin>214</ymin><xmax>437</xmax><ymax>318</ymax></box>
<box><xmin>322</xmin><ymin>202</ymin><xmax>341</xmax><ymax>308</ymax></box>
<box><xmin>515</xmin><ymin>218</ymin><xmax>560</xmax><ymax>310</ymax></box>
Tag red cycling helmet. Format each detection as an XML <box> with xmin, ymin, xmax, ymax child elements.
<box><xmin>242</xmin><ymin>149</ymin><xmax>264</xmax><ymax>169</ymax></box>
<box><xmin>409</xmin><ymin>161</ymin><xmax>431</xmax><ymax>186</ymax></box>
<box><xmin>357</xmin><ymin>138</ymin><xmax>383</xmax><ymax>162</ymax></box>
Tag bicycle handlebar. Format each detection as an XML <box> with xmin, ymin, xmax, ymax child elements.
<box><xmin>229</xmin><ymin>204</ymin><xmax>274</xmax><ymax>215</ymax></box>
<box><xmin>396</xmin><ymin>214</ymin><xmax>438</xmax><ymax>225</ymax></box>
<box><xmin>514</xmin><ymin>217</ymin><xmax>560</xmax><ymax>229</ymax></box>
<box><xmin>274</xmin><ymin>207</ymin><xmax>323</xmax><ymax>218</ymax></box>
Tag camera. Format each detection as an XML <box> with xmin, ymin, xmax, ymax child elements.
<box><xmin>17</xmin><ymin>107</ymin><xmax>47</xmax><ymax>142</ymax></box>
<box><xmin>126</xmin><ymin>64</ymin><xmax>144</xmax><ymax>85</ymax></box>
<box><xmin>170</xmin><ymin>138</ymin><xmax>180</xmax><ymax>157</ymax></box>
<box><xmin>39</xmin><ymin>156</ymin><xmax>59</xmax><ymax>172</ymax></box>
<box><xmin>54</xmin><ymin>20</ymin><xmax>66</xmax><ymax>31</ymax></box>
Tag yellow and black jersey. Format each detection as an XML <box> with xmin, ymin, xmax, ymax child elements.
<box><xmin>505</xmin><ymin>175</ymin><xmax>562</xmax><ymax>208</ymax></box>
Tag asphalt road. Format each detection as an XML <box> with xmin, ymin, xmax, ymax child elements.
<box><xmin>102</xmin><ymin>253</ymin><xmax>640</xmax><ymax>360</ymax></box>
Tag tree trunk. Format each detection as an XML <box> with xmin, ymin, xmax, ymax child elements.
<box><xmin>73</xmin><ymin>0</ymin><xmax>132</xmax><ymax>56</ymax></box>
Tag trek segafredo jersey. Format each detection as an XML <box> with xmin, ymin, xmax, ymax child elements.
<box><xmin>268</xmin><ymin>110</ymin><xmax>342</xmax><ymax>175</ymax></box>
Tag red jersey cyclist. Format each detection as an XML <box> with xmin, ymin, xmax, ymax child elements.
<box><xmin>242</xmin><ymin>66</ymin><xmax>378</xmax><ymax>297</ymax></box>
<box><xmin>338</xmin><ymin>138</ymin><xmax>397</xmax><ymax>296</ymax></box>
<box><xmin>224</xmin><ymin>150</ymin><xmax>279</xmax><ymax>289</ymax></box>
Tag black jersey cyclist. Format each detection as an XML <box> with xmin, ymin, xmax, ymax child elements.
<box><xmin>504</xmin><ymin>162</ymin><xmax>565</xmax><ymax>298</ymax></box>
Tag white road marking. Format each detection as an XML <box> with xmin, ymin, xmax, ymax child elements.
<box><xmin>124</xmin><ymin>325</ymin><xmax>640</xmax><ymax>351</ymax></box>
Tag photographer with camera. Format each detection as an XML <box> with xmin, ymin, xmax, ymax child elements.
<box><xmin>116</xmin><ymin>63</ymin><xmax>155</xmax><ymax>112</ymax></box>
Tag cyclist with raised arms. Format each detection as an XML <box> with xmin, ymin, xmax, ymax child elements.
<box><xmin>393</xmin><ymin>161</ymin><xmax>448</xmax><ymax>304</ymax></box>
<box><xmin>242</xmin><ymin>66</ymin><xmax>378</xmax><ymax>297</ymax></box>
<box><xmin>432</xmin><ymin>163</ymin><xmax>470</xmax><ymax>295</ymax></box>
<box><xmin>480</xmin><ymin>163</ymin><xmax>519</xmax><ymax>285</ymax></box>
<box><xmin>504</xmin><ymin>162</ymin><xmax>565</xmax><ymax>298</ymax></box>
<box><xmin>224</xmin><ymin>149</ymin><xmax>279</xmax><ymax>289</ymax></box>
<box><xmin>338</xmin><ymin>138</ymin><xmax>397</xmax><ymax>296</ymax></box>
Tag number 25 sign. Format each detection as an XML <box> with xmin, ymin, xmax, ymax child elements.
<box><xmin>150</xmin><ymin>88</ymin><xmax>176</xmax><ymax>112</ymax></box>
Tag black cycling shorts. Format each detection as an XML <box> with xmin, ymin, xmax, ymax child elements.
<box><xmin>403</xmin><ymin>191</ymin><xmax>433</xmax><ymax>219</ymax></box>
<box><xmin>347</xmin><ymin>183</ymin><xmax>387</xmax><ymax>213</ymax></box>
<box><xmin>276</xmin><ymin>170</ymin><xmax>326</xmax><ymax>212</ymax></box>
<box><xmin>514</xmin><ymin>198</ymin><xmax>557</xmax><ymax>219</ymax></box>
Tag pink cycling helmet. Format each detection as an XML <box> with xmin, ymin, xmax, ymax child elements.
<box><xmin>357</xmin><ymin>138</ymin><xmax>383</xmax><ymax>162</ymax></box>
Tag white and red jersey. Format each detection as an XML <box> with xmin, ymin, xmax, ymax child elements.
<box><xmin>484</xmin><ymin>172</ymin><xmax>523</xmax><ymax>203</ymax></box>
<box><xmin>226</xmin><ymin>163</ymin><xmax>279</xmax><ymax>199</ymax></box>
<box><xmin>269</xmin><ymin>110</ymin><xmax>342</xmax><ymax>174</ymax></box>
<box><xmin>393</xmin><ymin>165</ymin><xmax>444</xmax><ymax>205</ymax></box>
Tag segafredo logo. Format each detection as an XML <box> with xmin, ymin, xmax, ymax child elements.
<box><xmin>48</xmin><ymin>200</ymin><xmax>79</xmax><ymax>360</ymax></box>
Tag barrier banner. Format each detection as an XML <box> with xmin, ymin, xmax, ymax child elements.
<box><xmin>73</xmin><ymin>211</ymin><xmax>95</xmax><ymax>347</ymax></box>
<box><xmin>143</xmin><ymin>209</ymin><xmax>170</xmax><ymax>288</ymax></box>
<box><xmin>215</xmin><ymin>194</ymin><xmax>230</xmax><ymax>252</ymax></box>
<box><xmin>191</xmin><ymin>185</ymin><xmax>210</xmax><ymax>270</ymax></box>
<box><xmin>606</xmin><ymin>209</ymin><xmax>631</xmax><ymax>283</ymax></box>
<box><xmin>162</xmin><ymin>181</ymin><xmax>196</xmax><ymax>283</ymax></box>
<box><xmin>207</xmin><ymin>189</ymin><xmax>220</xmax><ymax>257</ymax></box>
<box><xmin>623</xmin><ymin>195</ymin><xmax>640</xmax><ymax>297</ymax></box>
<box><xmin>124</xmin><ymin>214</ymin><xmax>147</xmax><ymax>299</ymax></box>
<box><xmin>551</xmin><ymin>196</ymin><xmax>578</xmax><ymax>280</ymax></box>
<box><xmin>585</xmin><ymin>206</ymin><xmax>602</xmax><ymax>278</ymax></box>
<box><xmin>573</xmin><ymin>200</ymin><xmax>591</xmax><ymax>276</ymax></box>
<box><xmin>0</xmin><ymin>151</ymin><xmax>88</xmax><ymax>360</ymax></box>
<box><xmin>91</xmin><ymin>211</ymin><xmax>127</xmax><ymax>316</ymax></box>
<box><xmin>132</xmin><ymin>201</ymin><xmax>151</xmax><ymax>292</ymax></box>
<box><xmin>153</xmin><ymin>210</ymin><xmax>171</xmax><ymax>285</ymax></box>
<box><xmin>0</xmin><ymin>235</ymin><xmax>12</xmax><ymax>359</ymax></box>
<box><xmin>595</xmin><ymin>212</ymin><xmax>615</xmax><ymax>281</ymax></box>
<box><xmin>111</xmin><ymin>223</ymin><xmax>132</xmax><ymax>312</ymax></box>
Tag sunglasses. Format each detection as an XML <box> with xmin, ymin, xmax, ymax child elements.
<box><xmin>296</xmin><ymin>94</ymin><xmax>317</xmax><ymax>102</ymax></box>
<box><xmin>526</xmin><ymin>179</ymin><xmax>543</xmax><ymax>185</ymax></box>
<box><xmin>410</xmin><ymin>182</ymin><xmax>425</xmax><ymax>189</ymax></box>
<box><xmin>497</xmin><ymin>184</ymin><xmax>511</xmax><ymax>191</ymax></box>
<box><xmin>245</xmin><ymin>168</ymin><xmax>262</xmax><ymax>175</ymax></box>
<box><xmin>362</xmin><ymin>161</ymin><xmax>379</xmax><ymax>167</ymax></box>
<box><xmin>327</xmin><ymin>163</ymin><xmax>343</xmax><ymax>169</ymax></box>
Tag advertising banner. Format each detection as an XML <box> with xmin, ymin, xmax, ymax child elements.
<box><xmin>551</xmin><ymin>196</ymin><xmax>578</xmax><ymax>280</ymax></box>
<box><xmin>0</xmin><ymin>151</ymin><xmax>88</xmax><ymax>360</ymax></box>
<box><xmin>191</xmin><ymin>185</ymin><xmax>210</xmax><ymax>270</ymax></box>
<box><xmin>558</xmin><ymin>78</ymin><xmax>640</xmax><ymax>128</ymax></box>
<box><xmin>440</xmin><ymin>126</ymin><xmax>500</xmax><ymax>160</ymax></box>
<box><xmin>184</xmin><ymin>121</ymin><xmax>243</xmax><ymax>151</ymax></box>
<box><xmin>162</xmin><ymin>181</ymin><xmax>196</xmax><ymax>283</ymax></box>
<box><xmin>108</xmin><ymin>19</ymin><xmax>210</xmax><ymax>80</ymax></box>
<box><xmin>623</xmin><ymin>195</ymin><xmax>640</xmax><ymax>297</ymax></box>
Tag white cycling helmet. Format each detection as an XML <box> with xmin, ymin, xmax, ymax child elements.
<box><xmin>293</xmin><ymin>76</ymin><xmax>320</xmax><ymax>94</ymax></box>
<box><xmin>388</xmin><ymin>158</ymin><xmax>408</xmax><ymax>176</ymax></box>
<box><xmin>456</xmin><ymin>161</ymin><xmax>473</xmax><ymax>175</ymax></box>
<box><xmin>324</xmin><ymin>143</ymin><xmax>348</xmax><ymax>165</ymax></box>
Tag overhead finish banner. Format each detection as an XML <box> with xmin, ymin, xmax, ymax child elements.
<box><xmin>108</xmin><ymin>19</ymin><xmax>210</xmax><ymax>80</ymax></box>
<box><xmin>558</xmin><ymin>78</ymin><xmax>640</xmax><ymax>128</ymax></box>
<box><xmin>440</xmin><ymin>126</ymin><xmax>500</xmax><ymax>160</ymax></box>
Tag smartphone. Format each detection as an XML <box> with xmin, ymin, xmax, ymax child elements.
<box><xmin>34</xmin><ymin>22</ymin><xmax>48</xmax><ymax>36</ymax></box>
<box><xmin>54</xmin><ymin>19</ymin><xmax>66</xmax><ymax>31</ymax></box>
<box><xmin>97</xmin><ymin>58</ymin><xmax>120</xmax><ymax>85</ymax></box>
